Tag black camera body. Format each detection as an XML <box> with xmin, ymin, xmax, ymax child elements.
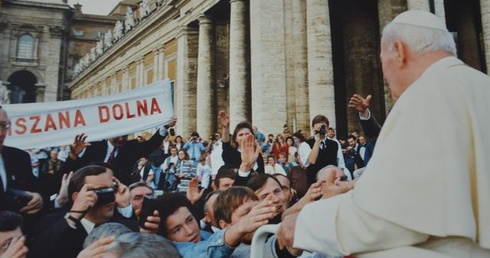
<box><xmin>139</xmin><ymin>196</ymin><xmax>158</xmax><ymax>229</ymax></box>
<box><xmin>169</xmin><ymin>127</ymin><xmax>175</xmax><ymax>136</ymax></box>
<box><xmin>93</xmin><ymin>187</ymin><xmax>115</xmax><ymax>204</ymax></box>
<box><xmin>319</xmin><ymin>124</ymin><xmax>327</xmax><ymax>136</ymax></box>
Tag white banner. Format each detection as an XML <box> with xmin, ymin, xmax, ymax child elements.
<box><xmin>3</xmin><ymin>79</ymin><xmax>174</xmax><ymax>150</ymax></box>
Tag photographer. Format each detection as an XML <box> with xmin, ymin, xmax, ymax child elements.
<box><xmin>305</xmin><ymin>115</ymin><xmax>346</xmax><ymax>185</ymax></box>
<box><xmin>183</xmin><ymin>132</ymin><xmax>205</xmax><ymax>167</ymax></box>
<box><xmin>29</xmin><ymin>164</ymin><xmax>160</xmax><ymax>258</ymax></box>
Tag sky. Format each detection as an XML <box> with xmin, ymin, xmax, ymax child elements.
<box><xmin>67</xmin><ymin>0</ymin><xmax>121</xmax><ymax>15</ymax></box>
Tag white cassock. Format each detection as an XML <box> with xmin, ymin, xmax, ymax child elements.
<box><xmin>294</xmin><ymin>56</ymin><xmax>490</xmax><ymax>257</ymax></box>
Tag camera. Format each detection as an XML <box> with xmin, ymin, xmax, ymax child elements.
<box><xmin>169</xmin><ymin>127</ymin><xmax>175</xmax><ymax>137</ymax></box>
<box><xmin>210</xmin><ymin>135</ymin><xmax>217</xmax><ymax>141</ymax></box>
<box><xmin>319</xmin><ymin>125</ymin><xmax>326</xmax><ymax>136</ymax></box>
<box><xmin>139</xmin><ymin>196</ymin><xmax>159</xmax><ymax>229</ymax></box>
<box><xmin>5</xmin><ymin>189</ymin><xmax>32</xmax><ymax>211</ymax></box>
<box><xmin>93</xmin><ymin>187</ymin><xmax>115</xmax><ymax>204</ymax></box>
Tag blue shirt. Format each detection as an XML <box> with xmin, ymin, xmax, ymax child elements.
<box><xmin>183</xmin><ymin>141</ymin><xmax>205</xmax><ymax>161</ymax></box>
<box><xmin>174</xmin><ymin>230</ymin><xmax>234</xmax><ymax>258</ymax></box>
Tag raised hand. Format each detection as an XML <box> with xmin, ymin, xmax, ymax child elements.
<box><xmin>71</xmin><ymin>184</ymin><xmax>98</xmax><ymax>220</ymax></box>
<box><xmin>217</xmin><ymin>111</ymin><xmax>230</xmax><ymax>128</ymax></box>
<box><xmin>69</xmin><ymin>133</ymin><xmax>91</xmax><ymax>159</ymax></box>
<box><xmin>113</xmin><ymin>178</ymin><xmax>130</xmax><ymax>208</ymax></box>
<box><xmin>348</xmin><ymin>94</ymin><xmax>372</xmax><ymax>113</ymax></box>
<box><xmin>56</xmin><ymin>171</ymin><xmax>74</xmax><ymax>207</ymax></box>
<box><xmin>165</xmin><ymin>117</ymin><xmax>177</xmax><ymax>128</ymax></box>
<box><xmin>239</xmin><ymin>134</ymin><xmax>260</xmax><ymax>172</ymax></box>
<box><xmin>186</xmin><ymin>178</ymin><xmax>204</xmax><ymax>204</ymax></box>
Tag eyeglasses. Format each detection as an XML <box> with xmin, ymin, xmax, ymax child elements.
<box><xmin>0</xmin><ymin>122</ymin><xmax>10</xmax><ymax>131</ymax></box>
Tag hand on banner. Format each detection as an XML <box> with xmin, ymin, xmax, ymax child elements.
<box><xmin>164</xmin><ymin>117</ymin><xmax>177</xmax><ymax>128</ymax></box>
<box><xmin>69</xmin><ymin>133</ymin><xmax>91</xmax><ymax>160</ymax></box>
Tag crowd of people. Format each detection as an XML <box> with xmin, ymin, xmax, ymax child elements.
<box><xmin>0</xmin><ymin>10</ymin><xmax>488</xmax><ymax>258</ymax></box>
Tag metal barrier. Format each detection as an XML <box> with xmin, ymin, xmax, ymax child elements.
<box><xmin>250</xmin><ymin>224</ymin><xmax>279</xmax><ymax>258</ymax></box>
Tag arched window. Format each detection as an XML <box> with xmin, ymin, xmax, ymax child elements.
<box><xmin>17</xmin><ymin>34</ymin><xmax>34</xmax><ymax>59</ymax></box>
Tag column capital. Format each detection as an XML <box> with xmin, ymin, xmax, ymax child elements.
<box><xmin>198</xmin><ymin>15</ymin><xmax>213</xmax><ymax>25</ymax></box>
<box><xmin>175</xmin><ymin>26</ymin><xmax>198</xmax><ymax>38</ymax></box>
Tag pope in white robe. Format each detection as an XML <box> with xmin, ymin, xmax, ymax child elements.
<box><xmin>277</xmin><ymin>10</ymin><xmax>490</xmax><ymax>258</ymax></box>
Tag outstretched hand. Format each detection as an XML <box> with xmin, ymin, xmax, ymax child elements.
<box><xmin>321</xmin><ymin>167</ymin><xmax>355</xmax><ymax>199</ymax></box>
<box><xmin>70</xmin><ymin>133</ymin><xmax>91</xmax><ymax>158</ymax></box>
<box><xmin>348</xmin><ymin>94</ymin><xmax>371</xmax><ymax>113</ymax></box>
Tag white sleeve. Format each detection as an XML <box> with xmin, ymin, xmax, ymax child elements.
<box><xmin>294</xmin><ymin>192</ymin><xmax>428</xmax><ymax>256</ymax></box>
<box><xmin>335</xmin><ymin>141</ymin><xmax>346</xmax><ymax>170</ymax></box>
<box><xmin>299</xmin><ymin>142</ymin><xmax>311</xmax><ymax>167</ymax></box>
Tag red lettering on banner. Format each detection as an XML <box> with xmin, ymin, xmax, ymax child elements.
<box><xmin>14</xmin><ymin>118</ymin><xmax>27</xmax><ymax>135</ymax></box>
<box><xmin>125</xmin><ymin>102</ymin><xmax>136</xmax><ymax>118</ymax></box>
<box><xmin>136</xmin><ymin>100</ymin><xmax>148</xmax><ymax>116</ymax></box>
<box><xmin>113</xmin><ymin>104</ymin><xmax>123</xmax><ymax>120</ymax></box>
<box><xmin>9</xmin><ymin>110</ymin><xmax>86</xmax><ymax>136</ymax></box>
<box><xmin>59</xmin><ymin>111</ymin><xmax>70</xmax><ymax>129</ymax></box>
<box><xmin>150</xmin><ymin>98</ymin><xmax>162</xmax><ymax>114</ymax></box>
<box><xmin>99</xmin><ymin>106</ymin><xmax>110</xmax><ymax>123</ymax></box>
<box><xmin>74</xmin><ymin>110</ymin><xmax>86</xmax><ymax>126</ymax></box>
<box><xmin>97</xmin><ymin>98</ymin><xmax>163</xmax><ymax>122</ymax></box>
<box><xmin>45</xmin><ymin>114</ymin><xmax>57</xmax><ymax>131</ymax></box>
<box><xmin>31</xmin><ymin>116</ymin><xmax>42</xmax><ymax>133</ymax></box>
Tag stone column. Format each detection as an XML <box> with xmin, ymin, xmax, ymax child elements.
<box><xmin>122</xmin><ymin>66</ymin><xmax>129</xmax><ymax>91</ymax></box>
<box><xmin>407</xmin><ymin>0</ymin><xmax>430</xmax><ymax>11</ymax></box>
<box><xmin>153</xmin><ymin>48</ymin><xmax>160</xmax><ymax>82</ymax></box>
<box><xmin>291</xmin><ymin>0</ymin><xmax>309</xmax><ymax>133</ymax></box>
<box><xmin>229</xmin><ymin>0</ymin><xmax>249</xmax><ymax>127</ymax></box>
<box><xmin>175</xmin><ymin>26</ymin><xmax>199</xmax><ymax>137</ymax></box>
<box><xmin>481</xmin><ymin>0</ymin><xmax>490</xmax><ymax>74</ymax></box>
<box><xmin>35</xmin><ymin>83</ymin><xmax>46</xmax><ymax>102</ymax></box>
<box><xmin>137</xmin><ymin>58</ymin><xmax>145</xmax><ymax>87</ymax></box>
<box><xmin>306</xmin><ymin>0</ymin><xmax>336</xmax><ymax>128</ymax></box>
<box><xmin>250</xmin><ymin>0</ymin><xmax>288</xmax><ymax>134</ymax></box>
<box><xmin>158</xmin><ymin>45</ymin><xmax>166</xmax><ymax>80</ymax></box>
<box><xmin>196</xmin><ymin>15</ymin><xmax>214</xmax><ymax>138</ymax></box>
<box><xmin>111</xmin><ymin>73</ymin><xmax>117</xmax><ymax>93</ymax></box>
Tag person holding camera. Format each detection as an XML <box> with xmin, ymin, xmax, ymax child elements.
<box><xmin>183</xmin><ymin>132</ymin><xmax>205</xmax><ymax>168</ymax></box>
<box><xmin>29</xmin><ymin>164</ymin><xmax>160</xmax><ymax>258</ymax></box>
<box><xmin>304</xmin><ymin>115</ymin><xmax>346</xmax><ymax>185</ymax></box>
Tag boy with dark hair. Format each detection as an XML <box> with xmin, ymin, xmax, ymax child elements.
<box><xmin>156</xmin><ymin>192</ymin><xmax>276</xmax><ymax>258</ymax></box>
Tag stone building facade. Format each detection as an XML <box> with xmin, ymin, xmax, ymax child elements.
<box><xmin>4</xmin><ymin>0</ymin><xmax>490</xmax><ymax>140</ymax></box>
<box><xmin>0</xmin><ymin>0</ymin><xmax>122</xmax><ymax>103</ymax></box>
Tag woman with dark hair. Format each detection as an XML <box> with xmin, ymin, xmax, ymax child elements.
<box><xmin>218</xmin><ymin>111</ymin><xmax>264</xmax><ymax>175</ymax></box>
<box><xmin>174</xmin><ymin>135</ymin><xmax>184</xmax><ymax>151</ymax></box>
<box><xmin>285</xmin><ymin>136</ymin><xmax>297</xmax><ymax>164</ymax></box>
<box><xmin>292</xmin><ymin>131</ymin><xmax>309</xmax><ymax>169</ymax></box>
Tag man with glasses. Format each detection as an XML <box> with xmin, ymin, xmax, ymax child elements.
<box><xmin>0</xmin><ymin>107</ymin><xmax>43</xmax><ymax>215</ymax></box>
